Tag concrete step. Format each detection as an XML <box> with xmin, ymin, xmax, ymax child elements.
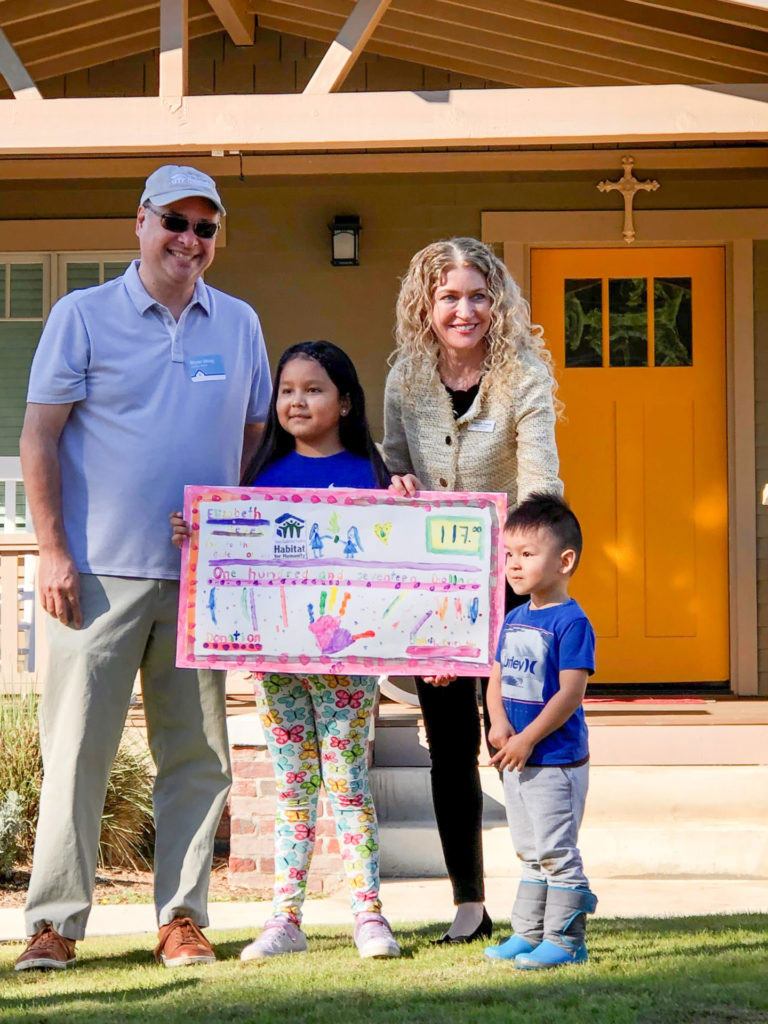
<box><xmin>371</xmin><ymin>765</ymin><xmax>768</xmax><ymax>823</ymax></box>
<box><xmin>372</xmin><ymin>765</ymin><xmax>768</xmax><ymax>879</ymax></box>
<box><xmin>379</xmin><ymin>822</ymin><xmax>768</xmax><ymax>880</ymax></box>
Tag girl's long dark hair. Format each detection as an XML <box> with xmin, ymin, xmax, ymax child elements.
<box><xmin>242</xmin><ymin>340</ymin><xmax>391</xmax><ymax>488</ymax></box>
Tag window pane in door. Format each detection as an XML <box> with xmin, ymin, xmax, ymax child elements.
<box><xmin>654</xmin><ymin>277</ymin><xmax>692</xmax><ymax>366</ymax></box>
<box><xmin>564</xmin><ymin>279</ymin><xmax>602</xmax><ymax>367</ymax></box>
<box><xmin>609</xmin><ymin>278</ymin><xmax>647</xmax><ymax>367</ymax></box>
<box><xmin>0</xmin><ymin>265</ymin><xmax>5</xmax><ymax>318</ymax></box>
<box><xmin>9</xmin><ymin>264</ymin><xmax>43</xmax><ymax>318</ymax></box>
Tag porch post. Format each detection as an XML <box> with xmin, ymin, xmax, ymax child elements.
<box><xmin>159</xmin><ymin>0</ymin><xmax>188</xmax><ymax>101</ymax></box>
<box><xmin>0</xmin><ymin>27</ymin><xmax>42</xmax><ymax>101</ymax></box>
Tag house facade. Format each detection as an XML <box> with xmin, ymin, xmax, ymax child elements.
<box><xmin>2</xmin><ymin>1</ymin><xmax>768</xmax><ymax>695</ymax></box>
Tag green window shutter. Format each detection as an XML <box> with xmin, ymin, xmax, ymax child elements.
<box><xmin>66</xmin><ymin>262</ymin><xmax>100</xmax><ymax>292</ymax></box>
<box><xmin>0</xmin><ymin>263</ymin><xmax>44</xmax><ymax>458</ymax></box>
<box><xmin>104</xmin><ymin>261</ymin><xmax>131</xmax><ymax>281</ymax></box>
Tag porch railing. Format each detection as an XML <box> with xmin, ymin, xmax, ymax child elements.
<box><xmin>0</xmin><ymin>457</ymin><xmax>43</xmax><ymax>687</ymax></box>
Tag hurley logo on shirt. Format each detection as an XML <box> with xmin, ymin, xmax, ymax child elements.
<box><xmin>501</xmin><ymin>655</ymin><xmax>538</xmax><ymax>674</ymax></box>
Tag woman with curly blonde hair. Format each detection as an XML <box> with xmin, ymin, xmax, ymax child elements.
<box><xmin>383</xmin><ymin>237</ymin><xmax>563</xmax><ymax>944</ymax></box>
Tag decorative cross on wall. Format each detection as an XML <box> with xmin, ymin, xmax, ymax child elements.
<box><xmin>597</xmin><ymin>156</ymin><xmax>660</xmax><ymax>244</ymax></box>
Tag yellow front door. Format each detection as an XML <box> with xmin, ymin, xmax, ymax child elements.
<box><xmin>531</xmin><ymin>247</ymin><xmax>728</xmax><ymax>684</ymax></box>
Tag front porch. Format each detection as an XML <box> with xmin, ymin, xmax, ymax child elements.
<box><xmin>4</xmin><ymin>459</ymin><xmax>768</xmax><ymax>888</ymax></box>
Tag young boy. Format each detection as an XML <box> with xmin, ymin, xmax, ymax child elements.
<box><xmin>484</xmin><ymin>493</ymin><xmax>597</xmax><ymax>970</ymax></box>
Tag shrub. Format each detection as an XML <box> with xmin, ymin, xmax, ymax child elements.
<box><xmin>99</xmin><ymin>740</ymin><xmax>155</xmax><ymax>871</ymax></box>
<box><xmin>0</xmin><ymin>691</ymin><xmax>41</xmax><ymax>860</ymax></box>
<box><xmin>0</xmin><ymin>690</ymin><xmax>155</xmax><ymax>872</ymax></box>
<box><xmin>0</xmin><ymin>790</ymin><xmax>23</xmax><ymax>878</ymax></box>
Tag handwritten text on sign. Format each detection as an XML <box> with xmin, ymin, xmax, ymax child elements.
<box><xmin>176</xmin><ymin>487</ymin><xmax>506</xmax><ymax>676</ymax></box>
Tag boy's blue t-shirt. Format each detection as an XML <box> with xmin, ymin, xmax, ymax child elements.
<box><xmin>494</xmin><ymin>598</ymin><xmax>595</xmax><ymax>766</ymax></box>
<box><xmin>250</xmin><ymin>450</ymin><xmax>379</xmax><ymax>489</ymax></box>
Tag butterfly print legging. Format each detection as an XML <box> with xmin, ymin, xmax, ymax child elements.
<box><xmin>254</xmin><ymin>672</ymin><xmax>381</xmax><ymax>923</ymax></box>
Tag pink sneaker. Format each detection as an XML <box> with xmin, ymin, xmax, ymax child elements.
<box><xmin>240</xmin><ymin>916</ymin><xmax>308</xmax><ymax>960</ymax></box>
<box><xmin>353</xmin><ymin>913</ymin><xmax>400</xmax><ymax>959</ymax></box>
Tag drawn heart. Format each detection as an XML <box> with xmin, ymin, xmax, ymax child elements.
<box><xmin>374</xmin><ymin>521</ymin><xmax>392</xmax><ymax>544</ymax></box>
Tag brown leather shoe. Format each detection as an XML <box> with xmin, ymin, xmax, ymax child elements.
<box><xmin>15</xmin><ymin>924</ymin><xmax>76</xmax><ymax>971</ymax></box>
<box><xmin>154</xmin><ymin>917</ymin><xmax>216</xmax><ymax>967</ymax></box>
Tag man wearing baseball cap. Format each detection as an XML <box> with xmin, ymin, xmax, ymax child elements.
<box><xmin>15</xmin><ymin>166</ymin><xmax>271</xmax><ymax>970</ymax></box>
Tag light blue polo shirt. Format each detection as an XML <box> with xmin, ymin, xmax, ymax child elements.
<box><xmin>27</xmin><ymin>260</ymin><xmax>272</xmax><ymax>580</ymax></box>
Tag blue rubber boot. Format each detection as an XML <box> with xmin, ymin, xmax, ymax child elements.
<box><xmin>484</xmin><ymin>880</ymin><xmax>546</xmax><ymax>962</ymax></box>
<box><xmin>515</xmin><ymin>887</ymin><xmax>597</xmax><ymax>971</ymax></box>
<box><xmin>515</xmin><ymin>939</ymin><xmax>588</xmax><ymax>970</ymax></box>
<box><xmin>484</xmin><ymin>934</ymin><xmax>535</xmax><ymax>962</ymax></box>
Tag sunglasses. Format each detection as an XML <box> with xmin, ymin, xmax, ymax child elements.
<box><xmin>143</xmin><ymin>200</ymin><xmax>221</xmax><ymax>239</ymax></box>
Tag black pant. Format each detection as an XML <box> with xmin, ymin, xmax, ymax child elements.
<box><xmin>416</xmin><ymin>675</ymin><xmax>492</xmax><ymax>904</ymax></box>
<box><xmin>417</xmin><ymin>583</ymin><xmax>523</xmax><ymax>905</ymax></box>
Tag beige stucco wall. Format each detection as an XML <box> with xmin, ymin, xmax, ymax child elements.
<box><xmin>4</xmin><ymin>170</ymin><xmax>768</xmax><ymax>441</ymax></box>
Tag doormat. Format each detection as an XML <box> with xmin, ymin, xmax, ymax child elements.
<box><xmin>584</xmin><ymin>697</ymin><xmax>708</xmax><ymax>705</ymax></box>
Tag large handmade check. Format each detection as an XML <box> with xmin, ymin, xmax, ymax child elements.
<box><xmin>177</xmin><ymin>486</ymin><xmax>506</xmax><ymax>676</ymax></box>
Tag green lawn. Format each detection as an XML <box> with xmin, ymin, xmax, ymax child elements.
<box><xmin>2</xmin><ymin>916</ymin><xmax>768</xmax><ymax>1024</ymax></box>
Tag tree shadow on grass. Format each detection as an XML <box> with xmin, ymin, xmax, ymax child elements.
<box><xmin>0</xmin><ymin>977</ymin><xmax>200</xmax><ymax>1021</ymax></box>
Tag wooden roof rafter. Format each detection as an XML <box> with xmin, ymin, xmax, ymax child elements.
<box><xmin>261</xmin><ymin>9</ymin><xmax>686</xmax><ymax>86</ymax></box>
<box><xmin>3</xmin><ymin>0</ymin><xmax>768</xmax><ymax>94</ymax></box>
<box><xmin>628</xmin><ymin>0</ymin><xmax>768</xmax><ymax>30</ymax></box>
<box><xmin>6</xmin><ymin>0</ymin><xmax>159</xmax><ymax>49</ymax></box>
<box><xmin>304</xmin><ymin>0</ymin><xmax>391</xmax><ymax>93</ymax></box>
<box><xmin>2</xmin><ymin>0</ymin><xmax>220</xmax><ymax>84</ymax></box>
<box><xmin>0</xmin><ymin>0</ymin><xmax>103</xmax><ymax>26</ymax></box>
<box><xmin>252</xmin><ymin>0</ymin><xmax>768</xmax><ymax>85</ymax></box>
<box><xmin>207</xmin><ymin>0</ymin><xmax>254</xmax><ymax>44</ymax></box>
<box><xmin>432</xmin><ymin>0</ymin><xmax>768</xmax><ymax>72</ymax></box>
<box><xmin>526</xmin><ymin>0</ymin><xmax>768</xmax><ymax>52</ymax></box>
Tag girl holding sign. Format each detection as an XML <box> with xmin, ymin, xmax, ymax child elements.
<box><xmin>172</xmin><ymin>341</ymin><xmax>398</xmax><ymax>961</ymax></box>
<box><xmin>383</xmin><ymin>237</ymin><xmax>563</xmax><ymax>944</ymax></box>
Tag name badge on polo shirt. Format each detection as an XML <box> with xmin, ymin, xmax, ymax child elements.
<box><xmin>467</xmin><ymin>419</ymin><xmax>495</xmax><ymax>432</ymax></box>
<box><xmin>189</xmin><ymin>355</ymin><xmax>226</xmax><ymax>382</ymax></box>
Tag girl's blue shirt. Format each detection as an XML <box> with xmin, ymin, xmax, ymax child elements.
<box><xmin>250</xmin><ymin>450</ymin><xmax>379</xmax><ymax>489</ymax></box>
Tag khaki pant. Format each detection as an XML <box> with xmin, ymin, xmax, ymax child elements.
<box><xmin>25</xmin><ymin>574</ymin><xmax>231</xmax><ymax>940</ymax></box>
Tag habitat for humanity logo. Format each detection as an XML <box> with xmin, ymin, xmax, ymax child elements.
<box><xmin>274</xmin><ymin>512</ymin><xmax>307</xmax><ymax>559</ymax></box>
<box><xmin>275</xmin><ymin>513</ymin><xmax>305</xmax><ymax>539</ymax></box>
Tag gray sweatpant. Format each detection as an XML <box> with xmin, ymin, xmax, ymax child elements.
<box><xmin>503</xmin><ymin>763</ymin><xmax>590</xmax><ymax>889</ymax></box>
<box><xmin>25</xmin><ymin>573</ymin><xmax>231</xmax><ymax>940</ymax></box>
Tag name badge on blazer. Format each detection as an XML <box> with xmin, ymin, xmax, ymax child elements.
<box><xmin>467</xmin><ymin>419</ymin><xmax>496</xmax><ymax>432</ymax></box>
<box><xmin>189</xmin><ymin>355</ymin><xmax>226</xmax><ymax>382</ymax></box>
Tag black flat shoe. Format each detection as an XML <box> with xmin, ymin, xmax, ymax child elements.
<box><xmin>433</xmin><ymin>908</ymin><xmax>493</xmax><ymax>945</ymax></box>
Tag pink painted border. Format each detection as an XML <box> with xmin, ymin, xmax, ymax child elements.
<box><xmin>176</xmin><ymin>486</ymin><xmax>507</xmax><ymax>676</ymax></box>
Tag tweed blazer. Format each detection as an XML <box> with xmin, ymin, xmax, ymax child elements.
<box><xmin>382</xmin><ymin>352</ymin><xmax>563</xmax><ymax>510</ymax></box>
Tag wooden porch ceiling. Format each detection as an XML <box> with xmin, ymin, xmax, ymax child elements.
<box><xmin>2</xmin><ymin>0</ymin><xmax>768</xmax><ymax>91</ymax></box>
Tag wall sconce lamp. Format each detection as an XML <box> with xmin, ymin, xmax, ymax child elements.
<box><xmin>762</xmin><ymin>483</ymin><xmax>768</xmax><ymax>506</ymax></box>
<box><xmin>329</xmin><ymin>214</ymin><xmax>361</xmax><ymax>266</ymax></box>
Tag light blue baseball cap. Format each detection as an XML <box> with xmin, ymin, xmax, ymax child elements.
<box><xmin>140</xmin><ymin>164</ymin><xmax>226</xmax><ymax>216</ymax></box>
